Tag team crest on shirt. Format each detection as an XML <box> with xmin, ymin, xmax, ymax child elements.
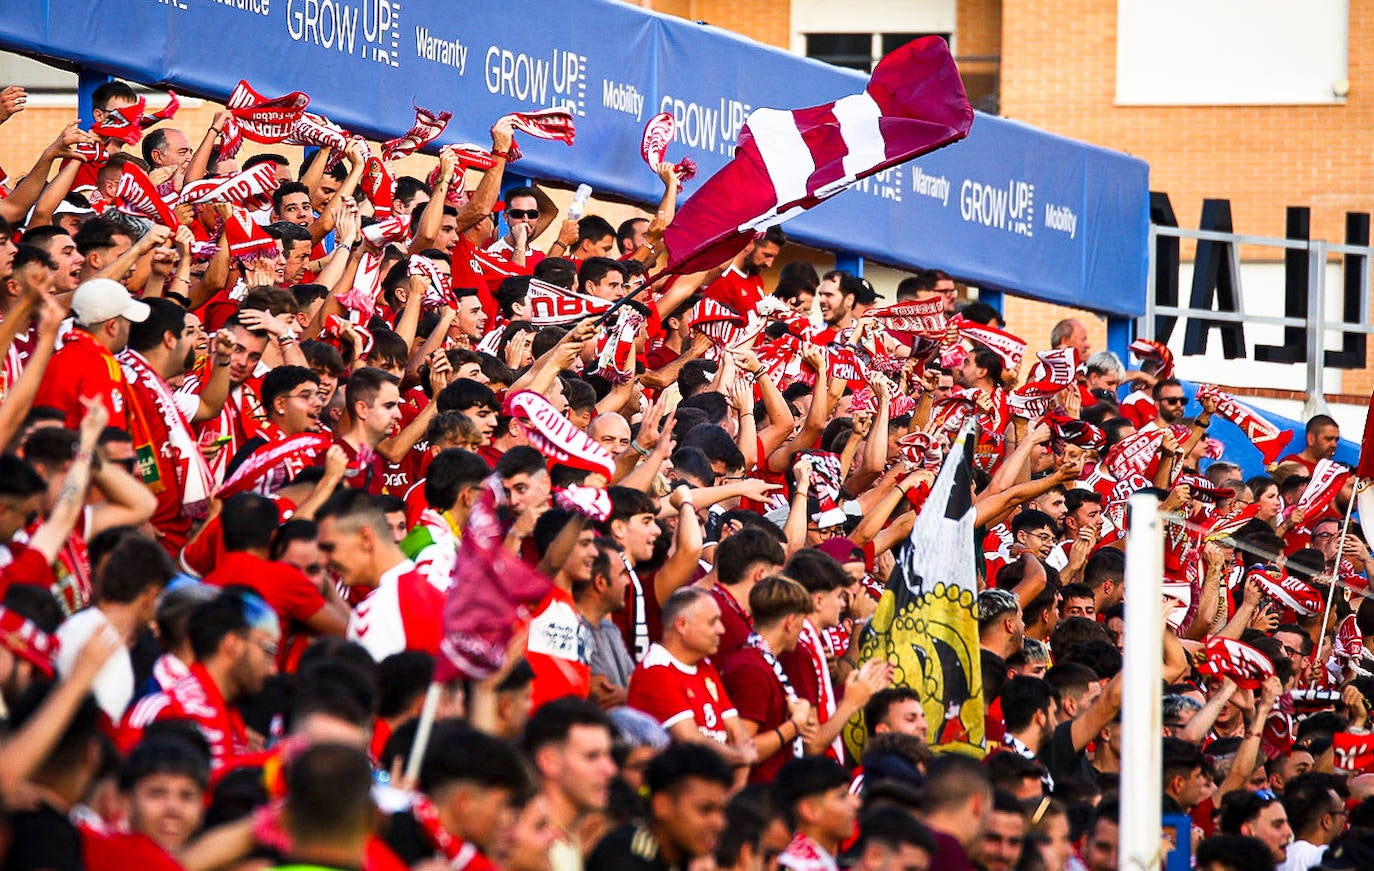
<box><xmin>705</xmin><ymin>679</ymin><xmax>719</xmax><ymax>701</ymax></box>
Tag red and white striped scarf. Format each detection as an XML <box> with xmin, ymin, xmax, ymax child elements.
<box><xmin>594</xmin><ymin>307</ymin><xmax>644</xmax><ymax>384</ymax></box>
<box><xmin>219</xmin><ymin>80</ymin><xmax>311</xmax><ymax>159</ymax></box>
<box><xmin>223</xmin><ymin>207</ymin><xmax>278</xmax><ymax>262</ymax></box>
<box><xmin>505</xmin><ymin>390</ymin><xmax>616</xmax><ymax>482</ymax></box>
<box><xmin>798</xmin><ymin>619</ymin><xmax>843</xmax><ymax>762</ymax></box>
<box><xmin>640</xmin><ymin>112</ymin><xmax>698</xmax><ymax>186</ymax></box>
<box><xmin>119</xmin><ymin>350</ymin><xmax>215</xmax><ymax>518</ymax></box>
<box><xmin>114</xmin><ymin>163</ymin><xmax>180</xmax><ymax>228</ymax></box>
<box><xmin>338</xmin><ymin>215</ymin><xmax>412</xmax><ymax>318</ymax></box>
<box><xmin>383</xmin><ymin>105</ymin><xmax>452</xmax><ymax>161</ymax></box>
<box><xmin>1195</xmin><ymin>384</ymin><xmax>1289</xmax><ymax>466</ymax></box>
<box><xmin>178</xmin><ymin>163</ymin><xmax>278</xmax><ymax>210</ymax></box>
<box><xmin>91</xmin><ymin>93</ymin><xmax>180</xmax><ymax>144</ymax></box>
<box><xmin>217</xmin><ymin>430</ymin><xmax>333</xmax><ymax>499</ymax></box>
<box><xmin>497</xmin><ymin>108</ymin><xmax>577</xmax><ymax>162</ymax></box>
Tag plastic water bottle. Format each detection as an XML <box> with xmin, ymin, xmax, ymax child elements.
<box><xmin>568</xmin><ymin>184</ymin><xmax>592</xmax><ymax>220</ymax></box>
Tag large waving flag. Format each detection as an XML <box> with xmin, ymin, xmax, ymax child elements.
<box><xmin>845</xmin><ymin>420</ymin><xmax>984</xmax><ymax>760</ymax></box>
<box><xmin>661</xmin><ymin>36</ymin><xmax>973</xmax><ymax>275</ymax></box>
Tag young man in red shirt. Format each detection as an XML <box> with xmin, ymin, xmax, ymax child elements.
<box><xmin>719</xmin><ymin>575</ymin><xmax>815</xmax><ymax>784</ymax></box>
<box><xmin>627</xmin><ymin>587</ymin><xmax>757</xmax><ymax>771</ymax></box>
<box><xmin>35</xmin><ymin>277</ymin><xmax>150</xmax><ymax>430</ymax></box>
<box><xmin>121</xmin><ymin>589</ymin><xmax>281</xmax><ymax>771</ymax></box>
<box><xmin>318</xmin><ymin>489</ymin><xmax>442</xmax><ymax>661</ymax></box>
<box><xmin>203</xmin><ymin>494</ymin><xmax>349</xmax><ymax>655</ymax></box>
<box><xmin>335</xmin><ymin>367</ymin><xmax>404</xmax><ymax>495</ymax></box>
<box><xmin>83</xmin><ymin>735</ymin><xmax>209</xmax><ymax>871</ymax></box>
<box><xmin>709</xmin><ymin>527</ymin><xmax>786</xmax><ymax>659</ymax></box>
<box><xmin>774</xmin><ymin>756</ymin><xmax>862</xmax><ymax>871</ymax></box>
<box><xmin>184</xmin><ymin>312</ymin><xmax>270</xmax><ymax>483</ymax></box>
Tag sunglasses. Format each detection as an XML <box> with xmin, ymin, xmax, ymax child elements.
<box><xmin>1159</xmin><ymin>397</ymin><xmax>1186</xmax><ymax>404</ymax></box>
<box><xmin>506</xmin><ymin>209</ymin><xmax>539</xmax><ymax>220</ymax></box>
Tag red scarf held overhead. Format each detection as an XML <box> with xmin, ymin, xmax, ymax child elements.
<box><xmin>178</xmin><ymin>163</ymin><xmax>278</xmax><ymax>210</ymax></box>
<box><xmin>641</xmin><ymin>112</ymin><xmax>698</xmax><ymax>185</ymax></box>
<box><xmin>219</xmin><ymin>80</ymin><xmax>312</xmax><ymax>159</ymax></box>
<box><xmin>361</xmin><ymin>157</ymin><xmax>395</xmax><ymax>219</ymax></box>
<box><xmin>382</xmin><ymin>105</ymin><xmax>452</xmax><ymax>161</ymax></box>
<box><xmin>91</xmin><ymin>93</ymin><xmax>180</xmax><ymax>144</ymax></box>
<box><xmin>1196</xmin><ymin>636</ymin><xmax>1276</xmax><ymax>690</ymax></box>
<box><xmin>222</xmin><ymin>208</ymin><xmax>278</xmax><ymax>262</ymax></box>
<box><xmin>498</xmin><ymin>108</ymin><xmax>577</xmax><ymax>162</ymax></box>
<box><xmin>954</xmin><ymin>315</ymin><xmax>1027</xmax><ymax>370</ymax></box>
<box><xmin>114</xmin><ymin>163</ymin><xmax>180</xmax><ymax>229</ymax></box>
<box><xmin>505</xmin><ymin>390</ymin><xmax>616</xmax><ymax>481</ymax></box>
<box><xmin>1195</xmin><ymin>384</ymin><xmax>1289</xmax><ymax>465</ymax></box>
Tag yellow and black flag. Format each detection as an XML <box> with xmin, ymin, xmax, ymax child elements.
<box><xmin>844</xmin><ymin>421</ymin><xmax>985</xmax><ymax>760</ymax></box>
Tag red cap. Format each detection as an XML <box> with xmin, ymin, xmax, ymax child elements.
<box><xmin>0</xmin><ymin>606</ymin><xmax>58</xmax><ymax>677</ymax></box>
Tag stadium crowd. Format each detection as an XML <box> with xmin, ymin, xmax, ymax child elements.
<box><xmin>0</xmin><ymin>76</ymin><xmax>1370</xmax><ymax>871</ymax></box>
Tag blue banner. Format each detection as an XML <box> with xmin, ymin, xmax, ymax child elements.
<box><xmin>5</xmin><ymin>0</ymin><xmax>1149</xmax><ymax>316</ymax></box>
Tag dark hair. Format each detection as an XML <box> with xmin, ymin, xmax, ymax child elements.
<box><xmin>922</xmin><ymin>753</ymin><xmax>991</xmax><ymax>814</ymax></box>
<box><xmin>1218</xmin><ymin>789</ymin><xmax>1280</xmax><ymax>834</ymax></box>
<box><xmin>521</xmin><ymin>696</ymin><xmax>613</xmax><ymax>758</ymax></box>
<box><xmin>187</xmin><ymin>593</ymin><xmax>252</xmax><ymax>660</ymax></box>
<box><xmin>1000</xmin><ymin>677</ymin><xmax>1053</xmax><ymax>733</ymax></box>
<box><xmin>0</xmin><ymin>454</ymin><xmax>48</xmax><ymax>500</ymax></box>
<box><xmin>344</xmin><ymin>366</ymin><xmax>399</xmax><ymax>419</ymax></box>
<box><xmin>243</xmin><ymin>152</ymin><xmax>290</xmax><ymax>172</ymax></box>
<box><xmin>1012</xmin><ymin>509</ymin><xmax>1055</xmax><ymax>538</ymax></box>
<box><xmin>394</xmin><ymin>176</ymin><xmax>431</xmax><ymax>205</ymax></box>
<box><xmin>92</xmin><ymin>80</ymin><xmax>137</xmax><ymax>110</ymax></box>
<box><xmin>1193</xmin><ymin>835</ymin><xmax>1275</xmax><ymax>871</ymax></box>
<box><xmin>419</xmin><ymin>719</ymin><xmax>529</xmax><ymax>797</ymax></box>
<box><xmin>854</xmin><ymin>807</ymin><xmax>936</xmax><ymax>857</ymax></box>
<box><xmin>600</xmin><ymin>486</ymin><xmax>658</xmax><ymax>534</ymax></box>
<box><xmin>646</xmin><ymin>742</ymin><xmax>733</xmax><ymax>796</ymax></box>
<box><xmin>773</xmin><ymin>756</ymin><xmax>850</xmax><ymax>828</ymax></box>
<box><xmin>376</xmin><ymin>652</ymin><xmax>434</xmax><ymax>719</ymax></box>
<box><xmin>259</xmin><ymin>365</ymin><xmax>321</xmax><ymax>413</ymax></box>
<box><xmin>577</xmin><ymin>256</ymin><xmax>626</xmax><ymax>291</ymax></box>
<box><xmin>424</xmin><ymin>449</ymin><xmax>491</xmax><ymax>511</ymax></box>
<box><xmin>221</xmin><ymin>493</ymin><xmax>280</xmax><ymax>552</ymax></box>
<box><xmin>679</xmin><ymin>424</ymin><xmax>745</xmax><ymax>471</ymax></box>
<box><xmin>271</xmin><ymin>181</ymin><xmax>311</xmax><ymax>218</ymax></box>
<box><xmin>73</xmin><ymin>218</ymin><xmax>134</xmax><ymax>255</ymax></box>
<box><xmin>264</xmin><ymin>220</ymin><xmax>311</xmax><ymax>248</ymax></box>
<box><xmin>863</xmin><ymin>687</ymin><xmax>921</xmax><ymax>737</ymax></box>
<box><xmin>118</xmin><ymin>733</ymin><xmax>211</xmax><ymax>792</ymax></box>
<box><xmin>495</xmin><ymin>445</ymin><xmax>546</xmax><ymax>480</ymax></box>
<box><xmin>436</xmin><ymin>378</ymin><xmax>498</xmax><ymax>414</ymax></box>
<box><xmin>783</xmin><ymin>548</ymin><xmax>850</xmax><ymax>594</ymax></box>
<box><xmin>97</xmin><ymin>534</ymin><xmax>177</xmax><ymax>604</ymax></box>
<box><xmin>576</xmin><ymin>215</ymin><xmax>616</xmax><ymax>246</ymax></box>
<box><xmin>285</xmin><ymin>743</ymin><xmax>375</xmax><ymax>843</ymax></box>
<box><xmin>715</xmin><ymin>528</ymin><xmax>786</xmax><ymax>587</ymax></box>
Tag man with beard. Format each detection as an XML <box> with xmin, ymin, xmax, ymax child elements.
<box><xmin>702</xmin><ymin>226</ymin><xmax>786</xmax><ymax>317</ymax></box>
<box><xmin>121</xmin><ymin>299</ymin><xmax>231</xmax><ymax>553</ymax></box>
<box><xmin>120</xmin><ymin>590</ymin><xmax>280</xmax><ymax>772</ymax></box>
<box><xmin>576</xmin><ymin>539</ymin><xmax>635</xmax><ymax>707</ymax></box>
<box><xmin>817</xmin><ymin>272</ymin><xmax>866</xmax><ymax>334</ymax></box>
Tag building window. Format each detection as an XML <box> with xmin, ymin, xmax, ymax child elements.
<box><xmin>1116</xmin><ymin>0</ymin><xmax>1348</xmax><ymax>106</ymax></box>
<box><xmin>803</xmin><ymin>33</ymin><xmax>997</xmax><ymax>114</ymax></box>
<box><xmin>804</xmin><ymin>33</ymin><xmax>876</xmax><ymax>71</ymax></box>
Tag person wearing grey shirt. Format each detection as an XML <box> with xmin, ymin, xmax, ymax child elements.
<box><xmin>576</xmin><ymin>539</ymin><xmax>636</xmax><ymax>706</ymax></box>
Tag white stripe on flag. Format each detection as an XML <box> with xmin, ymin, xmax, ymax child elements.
<box><xmin>817</xmin><ymin>92</ymin><xmax>886</xmax><ymax>198</ymax></box>
<box><xmin>746</xmin><ymin>107</ymin><xmax>815</xmax><ymax>212</ymax></box>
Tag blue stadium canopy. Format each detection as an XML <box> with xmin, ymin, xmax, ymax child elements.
<box><xmin>1</xmin><ymin>0</ymin><xmax>1149</xmax><ymax>316</ymax></box>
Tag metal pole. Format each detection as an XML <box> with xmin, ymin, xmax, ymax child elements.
<box><xmin>403</xmin><ymin>682</ymin><xmax>444</xmax><ymax>786</ymax></box>
<box><xmin>77</xmin><ymin>67</ymin><xmax>112</xmax><ymax>130</ymax></box>
<box><xmin>1315</xmin><ymin>481</ymin><xmax>1360</xmax><ymax>668</ymax></box>
<box><xmin>1143</xmin><ymin>223</ymin><xmax>1158</xmax><ymax>341</ymax></box>
<box><xmin>1304</xmin><ymin>240</ymin><xmax>1331</xmax><ymax>419</ymax></box>
<box><xmin>1119</xmin><ymin>493</ymin><xmax>1163</xmax><ymax>871</ymax></box>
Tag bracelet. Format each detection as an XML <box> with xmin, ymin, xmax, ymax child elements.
<box><xmin>773</xmin><ymin>726</ymin><xmax>786</xmax><ymax>746</ymax></box>
<box><xmin>550</xmin><ymin>241</ymin><xmax>567</xmax><ymax>251</ymax></box>
<box><xmin>214</xmin><ymin>356</ymin><xmax>232</xmax><ymax>367</ymax></box>
<box><xmin>1196</xmin><ymin>416</ymin><xmax>1212</xmax><ymax>426</ymax></box>
<box><xmin>491</xmin><ymin>148</ymin><xmax>513</xmax><ymax>162</ymax></box>
<box><xmin>75</xmin><ymin>450</ymin><xmax>94</xmax><ymax>463</ymax></box>
<box><xmin>631</xmin><ymin>441</ymin><xmax>649</xmax><ymax>456</ymax></box>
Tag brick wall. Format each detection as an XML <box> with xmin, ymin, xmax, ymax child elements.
<box><xmin>1000</xmin><ymin>0</ymin><xmax>1374</xmax><ymax>251</ymax></box>
<box><xmin>646</xmin><ymin>0</ymin><xmax>791</xmax><ymax>48</ymax></box>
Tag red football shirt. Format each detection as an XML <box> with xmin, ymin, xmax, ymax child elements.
<box><xmin>627</xmin><ymin>643</ymin><xmax>737</xmax><ymax>744</ymax></box>
<box><xmin>719</xmin><ymin>644</ymin><xmax>794</xmax><ymax>783</ymax></box>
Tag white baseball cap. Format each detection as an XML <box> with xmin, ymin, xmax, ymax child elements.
<box><xmin>71</xmin><ymin>279</ymin><xmax>151</xmax><ymax>326</ymax></box>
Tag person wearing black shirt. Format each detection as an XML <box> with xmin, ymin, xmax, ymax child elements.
<box><xmin>3</xmin><ymin>682</ymin><xmax>104</xmax><ymax>871</ymax></box>
<box><xmin>588</xmin><ymin>743</ymin><xmax>733</xmax><ymax>871</ymax></box>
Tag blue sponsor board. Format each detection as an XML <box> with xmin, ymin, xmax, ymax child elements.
<box><xmin>5</xmin><ymin>0</ymin><xmax>1149</xmax><ymax>316</ymax></box>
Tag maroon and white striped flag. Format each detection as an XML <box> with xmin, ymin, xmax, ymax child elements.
<box><xmin>661</xmin><ymin>36</ymin><xmax>972</xmax><ymax>274</ymax></box>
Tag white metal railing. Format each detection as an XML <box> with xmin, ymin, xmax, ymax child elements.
<box><xmin>1142</xmin><ymin>224</ymin><xmax>1374</xmax><ymax>418</ymax></box>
